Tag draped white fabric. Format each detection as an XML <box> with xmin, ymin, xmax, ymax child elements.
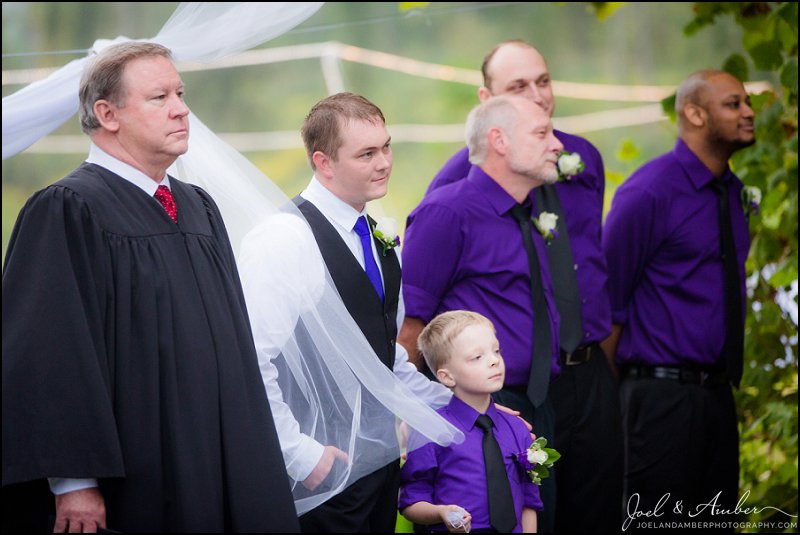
<box><xmin>2</xmin><ymin>2</ymin><xmax>324</xmax><ymax>159</ymax></box>
<box><xmin>3</xmin><ymin>2</ymin><xmax>462</xmax><ymax>514</ymax></box>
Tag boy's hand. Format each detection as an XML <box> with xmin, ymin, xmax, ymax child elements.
<box><xmin>440</xmin><ymin>505</ymin><xmax>472</xmax><ymax>533</ymax></box>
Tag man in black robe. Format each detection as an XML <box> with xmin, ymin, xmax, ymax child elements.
<box><xmin>2</xmin><ymin>42</ymin><xmax>299</xmax><ymax>533</ymax></box>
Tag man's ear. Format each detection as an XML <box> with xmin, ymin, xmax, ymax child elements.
<box><xmin>683</xmin><ymin>103</ymin><xmax>706</xmax><ymax>129</ymax></box>
<box><xmin>478</xmin><ymin>86</ymin><xmax>492</xmax><ymax>103</ymax></box>
<box><xmin>312</xmin><ymin>151</ymin><xmax>334</xmax><ymax>180</ymax></box>
<box><xmin>488</xmin><ymin>127</ymin><xmax>508</xmax><ymax>156</ymax></box>
<box><xmin>93</xmin><ymin>99</ymin><xmax>120</xmax><ymax>133</ymax></box>
<box><xmin>437</xmin><ymin>367</ymin><xmax>456</xmax><ymax>388</ymax></box>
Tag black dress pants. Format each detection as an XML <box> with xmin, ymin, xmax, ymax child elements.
<box><xmin>550</xmin><ymin>351</ymin><xmax>624</xmax><ymax>532</ymax></box>
<box><xmin>299</xmin><ymin>460</ymin><xmax>400</xmax><ymax>533</ymax></box>
<box><xmin>620</xmin><ymin>375</ymin><xmax>739</xmax><ymax>532</ymax></box>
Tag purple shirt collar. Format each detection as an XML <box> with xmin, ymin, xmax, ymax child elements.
<box><xmin>466</xmin><ymin>165</ymin><xmax>521</xmax><ymax>217</ymax></box>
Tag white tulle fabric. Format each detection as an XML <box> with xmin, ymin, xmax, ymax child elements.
<box><xmin>3</xmin><ymin>2</ymin><xmax>324</xmax><ymax>159</ymax></box>
<box><xmin>3</xmin><ymin>2</ymin><xmax>462</xmax><ymax>514</ymax></box>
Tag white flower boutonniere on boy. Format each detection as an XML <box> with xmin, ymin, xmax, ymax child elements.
<box><xmin>516</xmin><ymin>437</ymin><xmax>561</xmax><ymax>485</ymax></box>
<box><xmin>371</xmin><ymin>217</ymin><xmax>401</xmax><ymax>256</ymax></box>
<box><xmin>741</xmin><ymin>186</ymin><xmax>761</xmax><ymax>216</ymax></box>
<box><xmin>532</xmin><ymin>212</ymin><xmax>559</xmax><ymax>245</ymax></box>
<box><xmin>556</xmin><ymin>150</ymin><xmax>585</xmax><ymax>181</ymax></box>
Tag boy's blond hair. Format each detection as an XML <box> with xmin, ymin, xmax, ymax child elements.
<box><xmin>418</xmin><ymin>310</ymin><xmax>495</xmax><ymax>373</ymax></box>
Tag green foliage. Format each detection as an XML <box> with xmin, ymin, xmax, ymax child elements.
<box><xmin>683</xmin><ymin>2</ymin><xmax>799</xmax><ymax>530</ymax></box>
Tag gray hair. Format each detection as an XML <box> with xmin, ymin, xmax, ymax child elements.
<box><xmin>79</xmin><ymin>42</ymin><xmax>173</xmax><ymax>134</ymax></box>
<box><xmin>465</xmin><ymin>96</ymin><xmax>521</xmax><ymax>165</ymax></box>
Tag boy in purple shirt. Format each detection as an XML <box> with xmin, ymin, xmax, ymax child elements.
<box><xmin>400</xmin><ymin>311</ymin><xmax>542</xmax><ymax>533</ymax></box>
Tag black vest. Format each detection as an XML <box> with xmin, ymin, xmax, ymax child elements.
<box><xmin>294</xmin><ymin>197</ymin><xmax>400</xmax><ymax>369</ymax></box>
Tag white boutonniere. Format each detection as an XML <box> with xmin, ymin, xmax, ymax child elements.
<box><xmin>556</xmin><ymin>150</ymin><xmax>585</xmax><ymax>181</ymax></box>
<box><xmin>532</xmin><ymin>212</ymin><xmax>559</xmax><ymax>245</ymax></box>
<box><xmin>515</xmin><ymin>437</ymin><xmax>561</xmax><ymax>485</ymax></box>
<box><xmin>371</xmin><ymin>217</ymin><xmax>401</xmax><ymax>256</ymax></box>
<box><xmin>741</xmin><ymin>186</ymin><xmax>761</xmax><ymax>216</ymax></box>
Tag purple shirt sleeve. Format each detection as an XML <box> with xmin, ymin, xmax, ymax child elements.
<box><xmin>402</xmin><ymin>202</ymin><xmax>464</xmax><ymax>323</ymax></box>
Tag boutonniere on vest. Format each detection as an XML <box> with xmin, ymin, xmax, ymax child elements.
<box><xmin>371</xmin><ymin>217</ymin><xmax>401</xmax><ymax>256</ymax></box>
<box><xmin>556</xmin><ymin>150</ymin><xmax>585</xmax><ymax>181</ymax></box>
<box><xmin>515</xmin><ymin>437</ymin><xmax>561</xmax><ymax>485</ymax></box>
<box><xmin>532</xmin><ymin>212</ymin><xmax>559</xmax><ymax>245</ymax></box>
<box><xmin>741</xmin><ymin>185</ymin><xmax>761</xmax><ymax>216</ymax></box>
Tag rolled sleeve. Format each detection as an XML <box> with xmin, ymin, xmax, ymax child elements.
<box><xmin>399</xmin><ymin>441</ymin><xmax>438</xmax><ymax>511</ymax></box>
<box><xmin>402</xmin><ymin>204</ymin><xmax>464</xmax><ymax>322</ymax></box>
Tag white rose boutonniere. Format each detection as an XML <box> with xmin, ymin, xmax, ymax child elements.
<box><xmin>516</xmin><ymin>437</ymin><xmax>561</xmax><ymax>486</ymax></box>
<box><xmin>532</xmin><ymin>211</ymin><xmax>559</xmax><ymax>245</ymax></box>
<box><xmin>371</xmin><ymin>217</ymin><xmax>401</xmax><ymax>256</ymax></box>
<box><xmin>741</xmin><ymin>186</ymin><xmax>761</xmax><ymax>216</ymax></box>
<box><xmin>556</xmin><ymin>150</ymin><xmax>585</xmax><ymax>181</ymax></box>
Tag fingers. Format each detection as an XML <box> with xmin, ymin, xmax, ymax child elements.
<box><xmin>332</xmin><ymin>447</ymin><xmax>349</xmax><ymax>463</ymax></box>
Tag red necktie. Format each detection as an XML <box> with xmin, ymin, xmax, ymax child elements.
<box><xmin>154</xmin><ymin>185</ymin><xmax>178</xmax><ymax>223</ymax></box>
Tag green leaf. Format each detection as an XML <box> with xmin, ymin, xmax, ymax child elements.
<box><xmin>661</xmin><ymin>92</ymin><xmax>677</xmax><ymax>122</ymax></box>
<box><xmin>722</xmin><ymin>53</ymin><xmax>750</xmax><ymax>82</ymax></box>
<box><xmin>777</xmin><ymin>2</ymin><xmax>798</xmax><ymax>28</ymax></box>
<box><xmin>767</xmin><ymin>259</ymin><xmax>798</xmax><ymax>289</ymax></box>
<box><xmin>616</xmin><ymin>139</ymin><xmax>641</xmax><ymax>162</ymax></box>
<box><xmin>398</xmin><ymin>2</ymin><xmax>430</xmax><ymax>12</ymax></box>
<box><xmin>747</xmin><ymin>39</ymin><xmax>785</xmax><ymax>71</ymax></box>
<box><xmin>780</xmin><ymin>58</ymin><xmax>798</xmax><ymax>93</ymax></box>
<box><xmin>588</xmin><ymin>2</ymin><xmax>628</xmax><ymax>21</ymax></box>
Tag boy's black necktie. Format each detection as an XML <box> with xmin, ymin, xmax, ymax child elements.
<box><xmin>475</xmin><ymin>415</ymin><xmax>516</xmax><ymax>532</ymax></box>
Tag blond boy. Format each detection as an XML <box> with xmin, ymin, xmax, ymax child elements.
<box><xmin>399</xmin><ymin>311</ymin><xmax>542</xmax><ymax>533</ymax></box>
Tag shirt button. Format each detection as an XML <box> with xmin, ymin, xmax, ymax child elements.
<box><xmin>585</xmin><ymin>332</ymin><xmax>591</xmax><ymax>339</ymax></box>
<box><xmin>582</xmin><ymin>298</ymin><xmax>587</xmax><ymax>304</ymax></box>
<box><xmin>573</xmin><ymin>264</ymin><xmax>579</xmax><ymax>271</ymax></box>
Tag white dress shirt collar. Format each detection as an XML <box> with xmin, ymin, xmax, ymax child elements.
<box><xmin>86</xmin><ymin>143</ymin><xmax>171</xmax><ymax>196</ymax></box>
<box><xmin>300</xmin><ymin>176</ymin><xmax>367</xmax><ymax>232</ymax></box>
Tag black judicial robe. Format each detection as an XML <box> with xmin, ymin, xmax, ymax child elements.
<box><xmin>2</xmin><ymin>163</ymin><xmax>299</xmax><ymax>533</ymax></box>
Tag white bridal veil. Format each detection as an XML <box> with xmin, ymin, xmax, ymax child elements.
<box><xmin>3</xmin><ymin>2</ymin><xmax>462</xmax><ymax>515</ymax></box>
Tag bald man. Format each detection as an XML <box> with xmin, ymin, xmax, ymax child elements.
<box><xmin>410</xmin><ymin>40</ymin><xmax>623</xmax><ymax>532</ymax></box>
<box><xmin>603</xmin><ymin>70</ymin><xmax>755</xmax><ymax>530</ymax></box>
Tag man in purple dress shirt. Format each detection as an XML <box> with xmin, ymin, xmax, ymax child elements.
<box><xmin>406</xmin><ymin>40</ymin><xmax>623</xmax><ymax>532</ymax></box>
<box><xmin>400</xmin><ymin>311</ymin><xmax>542</xmax><ymax>533</ymax></box>
<box><xmin>399</xmin><ymin>93</ymin><xmax>562</xmax><ymax>530</ymax></box>
<box><xmin>603</xmin><ymin>70</ymin><xmax>755</xmax><ymax>530</ymax></box>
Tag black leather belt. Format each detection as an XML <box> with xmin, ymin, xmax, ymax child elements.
<box><xmin>560</xmin><ymin>342</ymin><xmax>601</xmax><ymax>366</ymax></box>
<box><xmin>625</xmin><ymin>365</ymin><xmax>729</xmax><ymax>387</ymax></box>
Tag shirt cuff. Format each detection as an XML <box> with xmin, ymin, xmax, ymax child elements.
<box><xmin>48</xmin><ymin>478</ymin><xmax>98</xmax><ymax>495</ymax></box>
<box><xmin>284</xmin><ymin>435</ymin><xmax>326</xmax><ymax>482</ymax></box>
<box><xmin>403</xmin><ymin>285</ymin><xmax>441</xmax><ymax>323</ymax></box>
<box><xmin>611</xmin><ymin>309</ymin><xmax>628</xmax><ymax>325</ymax></box>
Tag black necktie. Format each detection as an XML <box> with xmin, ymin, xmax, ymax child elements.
<box><xmin>711</xmin><ymin>179</ymin><xmax>744</xmax><ymax>388</ymax></box>
<box><xmin>534</xmin><ymin>185</ymin><xmax>584</xmax><ymax>352</ymax></box>
<box><xmin>475</xmin><ymin>415</ymin><xmax>517</xmax><ymax>533</ymax></box>
<box><xmin>510</xmin><ymin>204</ymin><xmax>553</xmax><ymax>407</ymax></box>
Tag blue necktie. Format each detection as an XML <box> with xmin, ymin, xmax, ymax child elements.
<box><xmin>353</xmin><ymin>216</ymin><xmax>384</xmax><ymax>302</ymax></box>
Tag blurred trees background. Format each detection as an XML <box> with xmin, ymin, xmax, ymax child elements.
<box><xmin>2</xmin><ymin>2</ymin><xmax>797</xmax><ymax>531</ymax></box>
